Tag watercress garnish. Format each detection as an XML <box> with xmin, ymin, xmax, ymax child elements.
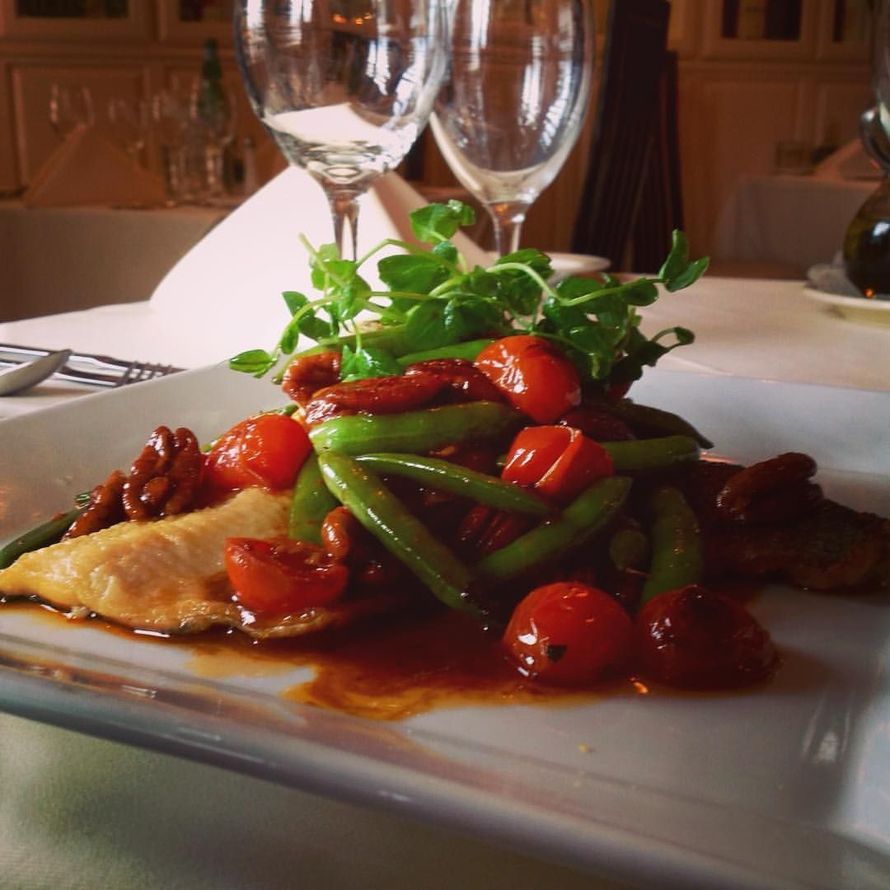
<box><xmin>230</xmin><ymin>201</ymin><xmax>708</xmax><ymax>389</ymax></box>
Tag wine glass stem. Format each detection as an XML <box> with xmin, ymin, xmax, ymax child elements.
<box><xmin>488</xmin><ymin>201</ymin><xmax>529</xmax><ymax>256</ymax></box>
<box><xmin>326</xmin><ymin>186</ymin><xmax>362</xmax><ymax>261</ymax></box>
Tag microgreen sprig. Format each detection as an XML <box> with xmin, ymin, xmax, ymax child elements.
<box><xmin>229</xmin><ymin>201</ymin><xmax>708</xmax><ymax>389</ymax></box>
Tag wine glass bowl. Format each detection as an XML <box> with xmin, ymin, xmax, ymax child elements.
<box><xmin>48</xmin><ymin>84</ymin><xmax>95</xmax><ymax>139</ymax></box>
<box><xmin>107</xmin><ymin>97</ymin><xmax>150</xmax><ymax>165</ymax></box>
<box><xmin>234</xmin><ymin>0</ymin><xmax>448</xmax><ymax>259</ymax></box>
<box><xmin>431</xmin><ymin>0</ymin><xmax>594</xmax><ymax>256</ymax></box>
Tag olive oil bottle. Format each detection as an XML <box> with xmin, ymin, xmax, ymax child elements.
<box><xmin>843</xmin><ymin>178</ymin><xmax>890</xmax><ymax>297</ymax></box>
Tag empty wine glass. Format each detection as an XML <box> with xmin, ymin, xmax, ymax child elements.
<box><xmin>107</xmin><ymin>97</ymin><xmax>150</xmax><ymax>165</ymax></box>
<box><xmin>234</xmin><ymin>0</ymin><xmax>448</xmax><ymax>259</ymax></box>
<box><xmin>431</xmin><ymin>0</ymin><xmax>594</xmax><ymax>256</ymax></box>
<box><xmin>48</xmin><ymin>84</ymin><xmax>95</xmax><ymax>139</ymax></box>
<box><xmin>151</xmin><ymin>86</ymin><xmax>191</xmax><ymax>201</ymax></box>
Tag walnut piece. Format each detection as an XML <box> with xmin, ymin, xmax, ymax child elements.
<box><xmin>65</xmin><ymin>425</ymin><xmax>203</xmax><ymax>538</ymax></box>
<box><xmin>122</xmin><ymin>426</ymin><xmax>203</xmax><ymax>520</ymax></box>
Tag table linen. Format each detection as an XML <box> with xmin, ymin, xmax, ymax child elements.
<box><xmin>0</xmin><ymin>201</ymin><xmax>228</xmax><ymax>322</ymax></box>
<box><xmin>713</xmin><ymin>172</ymin><xmax>878</xmax><ymax>274</ymax></box>
<box><xmin>2</xmin><ymin>274</ymin><xmax>887</xmax><ymax>423</ymax></box>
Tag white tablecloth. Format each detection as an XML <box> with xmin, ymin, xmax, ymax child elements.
<box><xmin>2</xmin><ymin>274</ymin><xmax>888</xmax><ymax>424</ymax></box>
<box><xmin>712</xmin><ymin>172</ymin><xmax>879</xmax><ymax>275</ymax></box>
<box><xmin>0</xmin><ymin>201</ymin><xmax>229</xmax><ymax>322</ymax></box>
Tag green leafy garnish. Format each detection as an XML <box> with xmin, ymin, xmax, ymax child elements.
<box><xmin>229</xmin><ymin>202</ymin><xmax>709</xmax><ymax>391</ymax></box>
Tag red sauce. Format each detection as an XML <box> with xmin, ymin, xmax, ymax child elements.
<box><xmin>2</xmin><ymin>588</ymin><xmax>770</xmax><ymax>720</ymax></box>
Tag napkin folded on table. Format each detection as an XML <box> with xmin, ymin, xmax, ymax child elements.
<box><xmin>22</xmin><ymin>124</ymin><xmax>167</xmax><ymax>209</ymax></box>
<box><xmin>147</xmin><ymin>166</ymin><xmax>489</xmax><ymax>365</ymax></box>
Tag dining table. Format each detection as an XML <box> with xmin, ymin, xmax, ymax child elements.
<box><xmin>1</xmin><ymin>170</ymin><xmax>889</xmax><ymax>890</ymax></box>
<box><xmin>712</xmin><ymin>169</ymin><xmax>880</xmax><ymax>276</ymax></box>
<box><xmin>0</xmin><ymin>200</ymin><xmax>230</xmax><ymax>323</ymax></box>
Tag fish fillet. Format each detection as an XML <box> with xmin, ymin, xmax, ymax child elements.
<box><xmin>0</xmin><ymin>487</ymin><xmax>399</xmax><ymax>638</ymax></box>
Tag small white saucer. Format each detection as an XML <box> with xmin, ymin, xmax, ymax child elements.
<box><xmin>803</xmin><ymin>286</ymin><xmax>890</xmax><ymax>326</ymax></box>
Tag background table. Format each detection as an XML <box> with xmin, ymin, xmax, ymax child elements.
<box><xmin>0</xmin><ymin>201</ymin><xmax>229</xmax><ymax>323</ymax></box>
<box><xmin>712</xmin><ymin>172</ymin><xmax>879</xmax><ymax>276</ymax></box>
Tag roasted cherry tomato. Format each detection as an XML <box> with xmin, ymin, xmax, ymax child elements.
<box><xmin>504</xmin><ymin>581</ymin><xmax>633</xmax><ymax>686</ymax></box>
<box><xmin>204</xmin><ymin>414</ymin><xmax>312</xmax><ymax>494</ymax></box>
<box><xmin>224</xmin><ymin>536</ymin><xmax>349</xmax><ymax>614</ymax></box>
<box><xmin>475</xmin><ymin>335</ymin><xmax>580</xmax><ymax>423</ymax></box>
<box><xmin>636</xmin><ymin>585</ymin><xmax>777</xmax><ymax>689</ymax></box>
<box><xmin>502</xmin><ymin>425</ymin><xmax>613</xmax><ymax>503</ymax></box>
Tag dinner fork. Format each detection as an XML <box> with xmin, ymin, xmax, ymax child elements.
<box><xmin>0</xmin><ymin>344</ymin><xmax>183</xmax><ymax>388</ymax></box>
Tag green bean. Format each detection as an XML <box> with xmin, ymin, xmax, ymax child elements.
<box><xmin>477</xmin><ymin>476</ymin><xmax>632</xmax><ymax>583</ymax></box>
<box><xmin>354</xmin><ymin>453</ymin><xmax>550</xmax><ymax>517</ymax></box>
<box><xmin>640</xmin><ymin>486</ymin><xmax>703</xmax><ymax>604</ymax></box>
<box><xmin>602</xmin><ymin>435</ymin><xmax>699</xmax><ymax>471</ymax></box>
<box><xmin>317</xmin><ymin>453</ymin><xmax>483</xmax><ymax>617</ymax></box>
<box><xmin>0</xmin><ymin>507</ymin><xmax>82</xmax><ymax>570</ymax></box>
<box><xmin>288</xmin><ymin>454</ymin><xmax>338</xmax><ymax>544</ymax></box>
<box><xmin>396</xmin><ymin>339</ymin><xmax>494</xmax><ymax>366</ymax></box>
<box><xmin>595</xmin><ymin>398</ymin><xmax>713</xmax><ymax>449</ymax></box>
<box><xmin>309</xmin><ymin>401</ymin><xmax>522</xmax><ymax>455</ymax></box>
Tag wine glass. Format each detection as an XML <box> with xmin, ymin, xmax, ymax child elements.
<box><xmin>431</xmin><ymin>0</ymin><xmax>594</xmax><ymax>256</ymax></box>
<box><xmin>151</xmin><ymin>85</ymin><xmax>191</xmax><ymax>202</ymax></box>
<box><xmin>107</xmin><ymin>97</ymin><xmax>150</xmax><ymax>165</ymax></box>
<box><xmin>234</xmin><ymin>0</ymin><xmax>448</xmax><ymax>260</ymax></box>
<box><xmin>48</xmin><ymin>84</ymin><xmax>95</xmax><ymax>139</ymax></box>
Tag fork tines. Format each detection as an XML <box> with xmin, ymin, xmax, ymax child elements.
<box><xmin>0</xmin><ymin>346</ymin><xmax>183</xmax><ymax>388</ymax></box>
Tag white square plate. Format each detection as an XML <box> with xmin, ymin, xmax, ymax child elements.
<box><xmin>1</xmin><ymin>366</ymin><xmax>889</xmax><ymax>890</ymax></box>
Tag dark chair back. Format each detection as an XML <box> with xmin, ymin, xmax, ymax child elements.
<box><xmin>632</xmin><ymin>50</ymin><xmax>684</xmax><ymax>272</ymax></box>
<box><xmin>571</xmin><ymin>0</ymin><xmax>675</xmax><ymax>271</ymax></box>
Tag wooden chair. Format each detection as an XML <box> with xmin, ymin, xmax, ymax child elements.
<box><xmin>570</xmin><ymin>0</ymin><xmax>677</xmax><ymax>272</ymax></box>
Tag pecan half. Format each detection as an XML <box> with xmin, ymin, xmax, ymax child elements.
<box><xmin>122</xmin><ymin>426</ymin><xmax>203</xmax><ymax>521</ymax></box>
<box><xmin>716</xmin><ymin>452</ymin><xmax>820</xmax><ymax>524</ymax></box>
<box><xmin>64</xmin><ymin>469</ymin><xmax>127</xmax><ymax>539</ymax></box>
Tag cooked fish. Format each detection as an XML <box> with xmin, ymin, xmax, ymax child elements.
<box><xmin>0</xmin><ymin>487</ymin><xmax>399</xmax><ymax>639</ymax></box>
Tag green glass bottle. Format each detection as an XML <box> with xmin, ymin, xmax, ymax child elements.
<box><xmin>842</xmin><ymin>178</ymin><xmax>890</xmax><ymax>297</ymax></box>
<box><xmin>193</xmin><ymin>38</ymin><xmax>232</xmax><ymax>198</ymax></box>
<box><xmin>196</xmin><ymin>38</ymin><xmax>229</xmax><ymax>134</ymax></box>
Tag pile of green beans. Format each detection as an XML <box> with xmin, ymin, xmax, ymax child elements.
<box><xmin>301</xmin><ymin>400</ymin><xmax>709</xmax><ymax>617</ymax></box>
<box><xmin>293</xmin><ymin>400</ymin><xmax>635</xmax><ymax>614</ymax></box>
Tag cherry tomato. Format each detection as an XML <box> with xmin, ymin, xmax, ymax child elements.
<box><xmin>204</xmin><ymin>414</ymin><xmax>312</xmax><ymax>494</ymax></box>
<box><xmin>475</xmin><ymin>335</ymin><xmax>580</xmax><ymax>423</ymax></box>
<box><xmin>224</xmin><ymin>536</ymin><xmax>349</xmax><ymax>614</ymax></box>
<box><xmin>636</xmin><ymin>585</ymin><xmax>777</xmax><ymax>689</ymax></box>
<box><xmin>502</xmin><ymin>425</ymin><xmax>614</xmax><ymax>503</ymax></box>
<box><xmin>504</xmin><ymin>581</ymin><xmax>634</xmax><ymax>686</ymax></box>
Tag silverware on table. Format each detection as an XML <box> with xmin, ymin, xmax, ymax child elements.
<box><xmin>0</xmin><ymin>349</ymin><xmax>72</xmax><ymax>396</ymax></box>
<box><xmin>0</xmin><ymin>344</ymin><xmax>184</xmax><ymax>390</ymax></box>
